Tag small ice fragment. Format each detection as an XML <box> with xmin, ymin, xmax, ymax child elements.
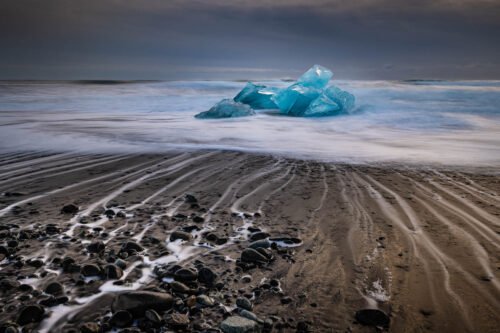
<box><xmin>297</xmin><ymin>64</ymin><xmax>333</xmax><ymax>89</ymax></box>
<box><xmin>303</xmin><ymin>85</ymin><xmax>355</xmax><ymax>117</ymax></box>
<box><xmin>271</xmin><ymin>83</ymin><xmax>321</xmax><ymax>116</ymax></box>
<box><xmin>234</xmin><ymin>82</ymin><xmax>280</xmax><ymax>109</ymax></box>
<box><xmin>194</xmin><ymin>99</ymin><xmax>256</xmax><ymax>119</ymax></box>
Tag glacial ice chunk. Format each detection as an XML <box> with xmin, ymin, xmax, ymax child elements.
<box><xmin>271</xmin><ymin>83</ymin><xmax>321</xmax><ymax>116</ymax></box>
<box><xmin>303</xmin><ymin>85</ymin><xmax>355</xmax><ymax>117</ymax></box>
<box><xmin>297</xmin><ymin>64</ymin><xmax>333</xmax><ymax>89</ymax></box>
<box><xmin>194</xmin><ymin>99</ymin><xmax>255</xmax><ymax>119</ymax></box>
<box><xmin>233</xmin><ymin>82</ymin><xmax>280</xmax><ymax>109</ymax></box>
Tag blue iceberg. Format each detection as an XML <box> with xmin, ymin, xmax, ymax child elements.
<box><xmin>195</xmin><ymin>99</ymin><xmax>255</xmax><ymax>119</ymax></box>
<box><xmin>233</xmin><ymin>82</ymin><xmax>280</xmax><ymax>109</ymax></box>
<box><xmin>271</xmin><ymin>83</ymin><xmax>321</xmax><ymax>116</ymax></box>
<box><xmin>303</xmin><ymin>86</ymin><xmax>355</xmax><ymax>117</ymax></box>
<box><xmin>195</xmin><ymin>64</ymin><xmax>355</xmax><ymax>119</ymax></box>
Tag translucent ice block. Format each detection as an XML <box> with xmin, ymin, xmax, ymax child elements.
<box><xmin>194</xmin><ymin>99</ymin><xmax>256</xmax><ymax>119</ymax></box>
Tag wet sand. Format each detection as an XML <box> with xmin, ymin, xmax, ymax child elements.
<box><xmin>0</xmin><ymin>151</ymin><xmax>499</xmax><ymax>332</ymax></box>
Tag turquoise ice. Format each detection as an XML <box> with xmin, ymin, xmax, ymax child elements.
<box><xmin>271</xmin><ymin>83</ymin><xmax>321</xmax><ymax>116</ymax></box>
<box><xmin>303</xmin><ymin>86</ymin><xmax>355</xmax><ymax>117</ymax></box>
<box><xmin>233</xmin><ymin>82</ymin><xmax>280</xmax><ymax>109</ymax></box>
<box><xmin>196</xmin><ymin>64</ymin><xmax>354</xmax><ymax>119</ymax></box>
<box><xmin>194</xmin><ymin>99</ymin><xmax>255</xmax><ymax>119</ymax></box>
<box><xmin>297</xmin><ymin>64</ymin><xmax>333</xmax><ymax>89</ymax></box>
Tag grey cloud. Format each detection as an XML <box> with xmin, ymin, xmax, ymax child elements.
<box><xmin>0</xmin><ymin>0</ymin><xmax>499</xmax><ymax>79</ymax></box>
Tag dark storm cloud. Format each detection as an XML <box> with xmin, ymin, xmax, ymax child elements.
<box><xmin>1</xmin><ymin>0</ymin><xmax>499</xmax><ymax>79</ymax></box>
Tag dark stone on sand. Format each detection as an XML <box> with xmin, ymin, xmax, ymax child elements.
<box><xmin>81</xmin><ymin>264</ymin><xmax>101</xmax><ymax>277</ymax></box>
<box><xmin>174</xmin><ymin>267</ymin><xmax>198</xmax><ymax>282</ymax></box>
<box><xmin>185</xmin><ymin>194</ymin><xmax>198</xmax><ymax>203</ymax></box>
<box><xmin>236</xmin><ymin>297</ymin><xmax>253</xmax><ymax>311</ymax></box>
<box><xmin>16</xmin><ymin>305</ymin><xmax>45</xmax><ymax>326</ymax></box>
<box><xmin>241</xmin><ymin>248</ymin><xmax>269</xmax><ymax>263</ymax></box>
<box><xmin>193</xmin><ymin>216</ymin><xmax>204</xmax><ymax>223</ymax></box>
<box><xmin>249</xmin><ymin>232</ymin><xmax>270</xmax><ymax>241</ymax></box>
<box><xmin>170</xmin><ymin>281</ymin><xmax>191</xmax><ymax>293</ymax></box>
<box><xmin>62</xmin><ymin>257</ymin><xmax>80</xmax><ymax>273</ymax></box>
<box><xmin>110</xmin><ymin>310</ymin><xmax>133</xmax><ymax>328</ymax></box>
<box><xmin>114</xmin><ymin>259</ymin><xmax>127</xmax><ymax>269</ymax></box>
<box><xmin>121</xmin><ymin>241</ymin><xmax>144</xmax><ymax>253</ymax></box>
<box><xmin>44</xmin><ymin>282</ymin><xmax>64</xmax><ymax>295</ymax></box>
<box><xmin>27</xmin><ymin>259</ymin><xmax>44</xmax><ymax>268</ymax></box>
<box><xmin>87</xmin><ymin>241</ymin><xmax>105</xmax><ymax>253</ymax></box>
<box><xmin>105</xmin><ymin>264</ymin><xmax>123</xmax><ymax>279</ymax></box>
<box><xmin>170</xmin><ymin>230</ymin><xmax>193</xmax><ymax>241</ymax></box>
<box><xmin>221</xmin><ymin>315</ymin><xmax>259</xmax><ymax>333</ymax></box>
<box><xmin>174</xmin><ymin>213</ymin><xmax>187</xmax><ymax>220</ymax></box>
<box><xmin>355</xmin><ymin>309</ymin><xmax>390</xmax><ymax>328</ymax></box>
<box><xmin>61</xmin><ymin>204</ymin><xmax>79</xmax><ymax>215</ymax></box>
<box><xmin>145</xmin><ymin>309</ymin><xmax>162</xmax><ymax>325</ymax></box>
<box><xmin>80</xmin><ymin>322</ymin><xmax>100</xmax><ymax>333</ymax></box>
<box><xmin>168</xmin><ymin>313</ymin><xmax>190</xmax><ymax>329</ymax></box>
<box><xmin>7</xmin><ymin>240</ymin><xmax>18</xmax><ymax>248</ymax></box>
<box><xmin>198</xmin><ymin>267</ymin><xmax>217</xmax><ymax>286</ymax></box>
<box><xmin>115</xmin><ymin>211</ymin><xmax>126</xmax><ymax>218</ymax></box>
<box><xmin>112</xmin><ymin>291</ymin><xmax>173</xmax><ymax>316</ymax></box>
<box><xmin>0</xmin><ymin>245</ymin><xmax>9</xmax><ymax>255</ymax></box>
<box><xmin>39</xmin><ymin>295</ymin><xmax>69</xmax><ymax>307</ymax></box>
<box><xmin>280</xmin><ymin>296</ymin><xmax>292</xmax><ymax>305</ymax></box>
<box><xmin>182</xmin><ymin>225</ymin><xmax>201</xmax><ymax>232</ymax></box>
<box><xmin>1</xmin><ymin>279</ymin><xmax>20</xmax><ymax>292</ymax></box>
<box><xmin>45</xmin><ymin>224</ymin><xmax>60</xmax><ymax>234</ymax></box>
<box><xmin>104</xmin><ymin>209</ymin><xmax>115</xmax><ymax>217</ymax></box>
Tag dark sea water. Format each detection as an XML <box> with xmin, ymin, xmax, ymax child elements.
<box><xmin>1</xmin><ymin>80</ymin><xmax>499</xmax><ymax>166</ymax></box>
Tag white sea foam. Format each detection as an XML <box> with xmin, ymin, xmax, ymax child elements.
<box><xmin>1</xmin><ymin>80</ymin><xmax>499</xmax><ymax>166</ymax></box>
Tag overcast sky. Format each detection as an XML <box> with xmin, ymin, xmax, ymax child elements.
<box><xmin>1</xmin><ymin>0</ymin><xmax>499</xmax><ymax>80</ymax></box>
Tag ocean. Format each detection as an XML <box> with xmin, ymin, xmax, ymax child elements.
<box><xmin>1</xmin><ymin>79</ymin><xmax>499</xmax><ymax>166</ymax></box>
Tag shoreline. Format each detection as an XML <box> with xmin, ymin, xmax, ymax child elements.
<box><xmin>0</xmin><ymin>150</ymin><xmax>499</xmax><ymax>332</ymax></box>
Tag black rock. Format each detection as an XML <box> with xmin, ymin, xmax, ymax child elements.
<box><xmin>87</xmin><ymin>241</ymin><xmax>105</xmax><ymax>253</ymax></box>
<box><xmin>198</xmin><ymin>267</ymin><xmax>217</xmax><ymax>286</ymax></box>
<box><xmin>193</xmin><ymin>216</ymin><xmax>204</xmax><ymax>223</ymax></box>
<box><xmin>16</xmin><ymin>305</ymin><xmax>45</xmax><ymax>325</ymax></box>
<box><xmin>236</xmin><ymin>297</ymin><xmax>253</xmax><ymax>311</ymax></box>
<box><xmin>112</xmin><ymin>291</ymin><xmax>173</xmax><ymax>316</ymax></box>
<box><xmin>174</xmin><ymin>268</ymin><xmax>198</xmax><ymax>282</ymax></box>
<box><xmin>182</xmin><ymin>225</ymin><xmax>200</xmax><ymax>233</ymax></box>
<box><xmin>121</xmin><ymin>241</ymin><xmax>144</xmax><ymax>253</ymax></box>
<box><xmin>145</xmin><ymin>309</ymin><xmax>162</xmax><ymax>325</ymax></box>
<box><xmin>44</xmin><ymin>282</ymin><xmax>64</xmax><ymax>296</ymax></box>
<box><xmin>355</xmin><ymin>309</ymin><xmax>390</xmax><ymax>328</ymax></box>
<box><xmin>170</xmin><ymin>281</ymin><xmax>191</xmax><ymax>294</ymax></box>
<box><xmin>45</xmin><ymin>224</ymin><xmax>60</xmax><ymax>234</ymax></box>
<box><xmin>280</xmin><ymin>296</ymin><xmax>292</xmax><ymax>304</ymax></box>
<box><xmin>61</xmin><ymin>204</ymin><xmax>79</xmax><ymax>215</ymax></box>
<box><xmin>249</xmin><ymin>232</ymin><xmax>270</xmax><ymax>241</ymax></box>
<box><xmin>241</xmin><ymin>248</ymin><xmax>269</xmax><ymax>263</ymax></box>
<box><xmin>81</xmin><ymin>264</ymin><xmax>101</xmax><ymax>277</ymax></box>
<box><xmin>104</xmin><ymin>264</ymin><xmax>123</xmax><ymax>279</ymax></box>
<box><xmin>104</xmin><ymin>209</ymin><xmax>115</xmax><ymax>217</ymax></box>
<box><xmin>249</xmin><ymin>239</ymin><xmax>271</xmax><ymax>249</ymax></box>
<box><xmin>0</xmin><ymin>279</ymin><xmax>20</xmax><ymax>292</ymax></box>
<box><xmin>185</xmin><ymin>194</ymin><xmax>198</xmax><ymax>203</ymax></box>
<box><xmin>170</xmin><ymin>231</ymin><xmax>192</xmax><ymax>242</ymax></box>
<box><xmin>110</xmin><ymin>310</ymin><xmax>133</xmax><ymax>328</ymax></box>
